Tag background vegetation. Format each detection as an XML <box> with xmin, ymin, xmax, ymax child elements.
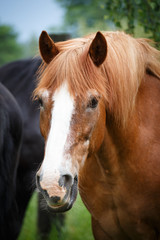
<box><xmin>18</xmin><ymin>192</ymin><xmax>94</xmax><ymax>240</ymax></box>
<box><xmin>0</xmin><ymin>25</ymin><xmax>23</xmax><ymax>65</ymax></box>
<box><xmin>56</xmin><ymin>0</ymin><xmax>160</xmax><ymax>43</ymax></box>
<box><xmin>0</xmin><ymin>24</ymin><xmax>39</xmax><ymax>66</ymax></box>
<box><xmin>0</xmin><ymin>0</ymin><xmax>160</xmax><ymax>66</ymax></box>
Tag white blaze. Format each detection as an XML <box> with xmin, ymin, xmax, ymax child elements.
<box><xmin>41</xmin><ymin>82</ymin><xmax>75</xmax><ymax>175</ymax></box>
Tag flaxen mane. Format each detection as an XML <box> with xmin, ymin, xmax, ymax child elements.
<box><xmin>35</xmin><ymin>31</ymin><xmax>160</xmax><ymax>125</ymax></box>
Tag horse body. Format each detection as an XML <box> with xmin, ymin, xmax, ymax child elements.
<box><xmin>0</xmin><ymin>82</ymin><xmax>23</xmax><ymax>239</ymax></box>
<box><xmin>80</xmin><ymin>73</ymin><xmax>160</xmax><ymax>239</ymax></box>
<box><xmin>0</xmin><ymin>58</ymin><xmax>65</xmax><ymax>238</ymax></box>
<box><xmin>35</xmin><ymin>31</ymin><xmax>160</xmax><ymax>239</ymax></box>
<box><xmin>0</xmin><ymin>58</ymin><xmax>44</xmax><ymax>222</ymax></box>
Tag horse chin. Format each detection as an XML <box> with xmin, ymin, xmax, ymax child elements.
<box><xmin>47</xmin><ymin>202</ymin><xmax>72</xmax><ymax>213</ymax></box>
<box><xmin>47</xmin><ymin>176</ymin><xmax>78</xmax><ymax>213</ymax></box>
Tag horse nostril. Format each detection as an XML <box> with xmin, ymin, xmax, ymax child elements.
<box><xmin>59</xmin><ymin>174</ymin><xmax>73</xmax><ymax>190</ymax></box>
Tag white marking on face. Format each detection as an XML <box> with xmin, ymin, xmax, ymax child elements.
<box><xmin>39</xmin><ymin>89</ymin><xmax>49</xmax><ymax>100</ymax></box>
<box><xmin>38</xmin><ymin>89</ymin><xmax>49</xmax><ymax>110</ymax></box>
<box><xmin>41</xmin><ymin>82</ymin><xmax>75</xmax><ymax>176</ymax></box>
<box><xmin>42</xmin><ymin>89</ymin><xmax>49</xmax><ymax>98</ymax></box>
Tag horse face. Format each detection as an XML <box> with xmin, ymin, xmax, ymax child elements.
<box><xmin>36</xmin><ymin>30</ymin><xmax>107</xmax><ymax>212</ymax></box>
<box><xmin>36</xmin><ymin>83</ymin><xmax>106</xmax><ymax>212</ymax></box>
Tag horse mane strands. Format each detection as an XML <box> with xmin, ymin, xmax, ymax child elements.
<box><xmin>137</xmin><ymin>38</ymin><xmax>160</xmax><ymax>79</ymax></box>
<box><xmin>34</xmin><ymin>38</ymin><xmax>108</xmax><ymax>102</ymax></box>
<box><xmin>35</xmin><ymin>31</ymin><xmax>160</xmax><ymax>126</ymax></box>
<box><xmin>101</xmin><ymin>32</ymin><xmax>160</xmax><ymax>125</ymax></box>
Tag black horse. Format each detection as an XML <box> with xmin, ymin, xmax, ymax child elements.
<box><xmin>0</xmin><ymin>58</ymin><xmax>64</xmax><ymax>239</ymax></box>
<box><xmin>0</xmin><ymin>82</ymin><xmax>23</xmax><ymax>240</ymax></box>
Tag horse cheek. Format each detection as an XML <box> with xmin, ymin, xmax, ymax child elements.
<box><xmin>90</xmin><ymin>102</ymin><xmax>106</xmax><ymax>153</ymax></box>
<box><xmin>40</xmin><ymin>111</ymin><xmax>50</xmax><ymax>140</ymax></box>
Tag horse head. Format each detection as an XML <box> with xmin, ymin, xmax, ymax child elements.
<box><xmin>35</xmin><ymin>31</ymin><xmax>107</xmax><ymax>212</ymax></box>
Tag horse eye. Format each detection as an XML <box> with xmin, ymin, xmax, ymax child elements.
<box><xmin>38</xmin><ymin>97</ymin><xmax>43</xmax><ymax>107</ymax></box>
<box><xmin>88</xmin><ymin>97</ymin><xmax>98</xmax><ymax>109</ymax></box>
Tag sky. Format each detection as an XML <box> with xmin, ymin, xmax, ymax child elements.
<box><xmin>0</xmin><ymin>0</ymin><xmax>65</xmax><ymax>42</ymax></box>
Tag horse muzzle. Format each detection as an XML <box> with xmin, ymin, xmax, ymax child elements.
<box><xmin>36</xmin><ymin>172</ymin><xmax>78</xmax><ymax>213</ymax></box>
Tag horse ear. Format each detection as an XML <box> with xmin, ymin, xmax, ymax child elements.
<box><xmin>89</xmin><ymin>31</ymin><xmax>107</xmax><ymax>67</ymax></box>
<box><xmin>39</xmin><ymin>31</ymin><xmax>59</xmax><ymax>64</ymax></box>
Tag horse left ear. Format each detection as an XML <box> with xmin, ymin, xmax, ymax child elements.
<box><xmin>39</xmin><ymin>31</ymin><xmax>59</xmax><ymax>64</ymax></box>
<box><xmin>89</xmin><ymin>31</ymin><xmax>107</xmax><ymax>67</ymax></box>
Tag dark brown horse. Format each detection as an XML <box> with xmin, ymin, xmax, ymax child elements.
<box><xmin>35</xmin><ymin>30</ymin><xmax>160</xmax><ymax>240</ymax></box>
<box><xmin>0</xmin><ymin>82</ymin><xmax>22</xmax><ymax>239</ymax></box>
<box><xmin>0</xmin><ymin>58</ymin><xmax>65</xmax><ymax>239</ymax></box>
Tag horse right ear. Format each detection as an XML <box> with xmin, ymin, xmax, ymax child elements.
<box><xmin>39</xmin><ymin>31</ymin><xmax>59</xmax><ymax>64</ymax></box>
<box><xmin>89</xmin><ymin>31</ymin><xmax>107</xmax><ymax>67</ymax></box>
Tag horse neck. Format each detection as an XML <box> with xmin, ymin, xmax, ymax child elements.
<box><xmin>96</xmin><ymin>128</ymin><xmax>133</xmax><ymax>179</ymax></box>
<box><xmin>97</xmin><ymin>72</ymin><xmax>160</xmax><ymax>179</ymax></box>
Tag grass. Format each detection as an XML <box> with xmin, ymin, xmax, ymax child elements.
<box><xmin>18</xmin><ymin>192</ymin><xmax>38</xmax><ymax>240</ymax></box>
<box><xmin>18</xmin><ymin>191</ymin><xmax>94</xmax><ymax>240</ymax></box>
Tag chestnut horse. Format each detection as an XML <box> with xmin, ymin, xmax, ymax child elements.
<box><xmin>35</xmin><ymin>30</ymin><xmax>160</xmax><ymax>240</ymax></box>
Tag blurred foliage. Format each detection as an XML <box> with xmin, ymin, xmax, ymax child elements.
<box><xmin>104</xmin><ymin>0</ymin><xmax>160</xmax><ymax>43</ymax></box>
<box><xmin>0</xmin><ymin>24</ymin><xmax>39</xmax><ymax>66</ymax></box>
<box><xmin>0</xmin><ymin>24</ymin><xmax>23</xmax><ymax>66</ymax></box>
<box><xmin>22</xmin><ymin>34</ymin><xmax>39</xmax><ymax>58</ymax></box>
<box><xmin>55</xmin><ymin>0</ymin><xmax>160</xmax><ymax>44</ymax></box>
<box><xmin>55</xmin><ymin>0</ymin><xmax>109</xmax><ymax>36</ymax></box>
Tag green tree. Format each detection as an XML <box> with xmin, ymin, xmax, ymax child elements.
<box><xmin>56</xmin><ymin>0</ymin><xmax>160</xmax><ymax>44</ymax></box>
<box><xmin>56</xmin><ymin>0</ymin><xmax>109</xmax><ymax>36</ymax></box>
<box><xmin>22</xmin><ymin>34</ymin><xmax>39</xmax><ymax>58</ymax></box>
<box><xmin>103</xmin><ymin>0</ymin><xmax>160</xmax><ymax>43</ymax></box>
<box><xmin>0</xmin><ymin>24</ymin><xmax>23</xmax><ymax>66</ymax></box>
